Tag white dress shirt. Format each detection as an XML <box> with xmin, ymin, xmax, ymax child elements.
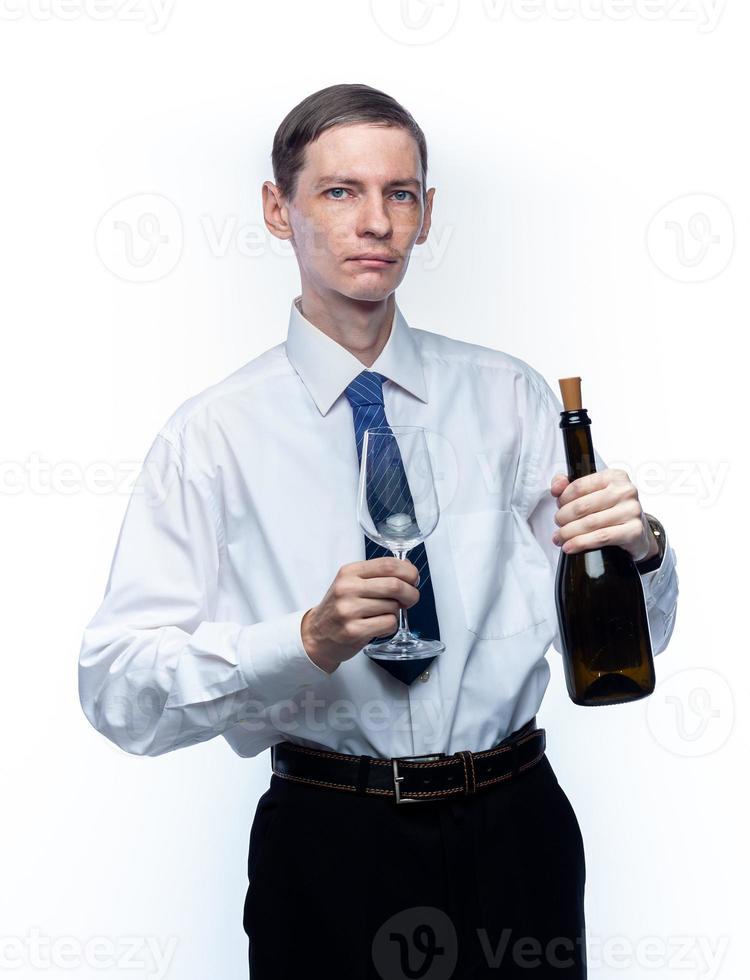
<box><xmin>78</xmin><ymin>296</ymin><xmax>679</xmax><ymax>759</ymax></box>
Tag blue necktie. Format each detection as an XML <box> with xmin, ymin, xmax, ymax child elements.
<box><xmin>344</xmin><ymin>370</ymin><xmax>440</xmax><ymax>685</ymax></box>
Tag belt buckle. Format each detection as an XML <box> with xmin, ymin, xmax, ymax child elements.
<box><xmin>391</xmin><ymin>753</ymin><xmax>445</xmax><ymax>804</ymax></box>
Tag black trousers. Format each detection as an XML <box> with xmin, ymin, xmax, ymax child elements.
<box><xmin>243</xmin><ymin>746</ymin><xmax>586</xmax><ymax>979</ymax></box>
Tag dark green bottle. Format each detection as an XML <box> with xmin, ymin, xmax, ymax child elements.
<box><xmin>554</xmin><ymin>376</ymin><xmax>656</xmax><ymax>706</ymax></box>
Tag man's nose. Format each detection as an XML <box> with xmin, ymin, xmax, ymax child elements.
<box><xmin>356</xmin><ymin>193</ymin><xmax>392</xmax><ymax>237</ymax></box>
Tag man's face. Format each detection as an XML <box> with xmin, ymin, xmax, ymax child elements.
<box><xmin>276</xmin><ymin>122</ymin><xmax>434</xmax><ymax>303</ymax></box>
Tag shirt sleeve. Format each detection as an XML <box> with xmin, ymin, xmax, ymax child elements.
<box><xmin>519</xmin><ymin>373</ymin><xmax>679</xmax><ymax>657</ymax></box>
<box><xmin>78</xmin><ymin>432</ymin><xmax>330</xmax><ymax>757</ymax></box>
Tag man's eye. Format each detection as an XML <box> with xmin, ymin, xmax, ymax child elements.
<box><xmin>325</xmin><ymin>188</ymin><xmax>416</xmax><ymax>201</ymax></box>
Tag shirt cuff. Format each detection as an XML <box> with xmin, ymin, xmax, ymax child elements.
<box><xmin>638</xmin><ymin>522</ymin><xmax>677</xmax><ymax>615</ymax></box>
<box><xmin>238</xmin><ymin>608</ymin><xmax>332</xmax><ymax>707</ymax></box>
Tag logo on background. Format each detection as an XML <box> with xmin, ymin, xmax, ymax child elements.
<box><xmin>371</xmin><ymin>905</ymin><xmax>458</xmax><ymax>979</ymax></box>
<box><xmin>646</xmin><ymin>193</ymin><xmax>733</xmax><ymax>283</ymax></box>
<box><xmin>96</xmin><ymin>193</ymin><xmax>183</xmax><ymax>283</ymax></box>
<box><xmin>370</xmin><ymin>0</ymin><xmax>460</xmax><ymax>45</ymax></box>
<box><xmin>646</xmin><ymin>667</ymin><xmax>734</xmax><ymax>757</ymax></box>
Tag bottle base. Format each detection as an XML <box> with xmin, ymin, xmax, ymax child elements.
<box><xmin>570</xmin><ymin>671</ymin><xmax>655</xmax><ymax>707</ymax></box>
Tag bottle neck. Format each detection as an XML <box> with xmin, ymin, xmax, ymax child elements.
<box><xmin>559</xmin><ymin>409</ymin><xmax>597</xmax><ymax>480</ymax></box>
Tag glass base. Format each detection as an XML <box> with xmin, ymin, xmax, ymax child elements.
<box><xmin>364</xmin><ymin>634</ymin><xmax>445</xmax><ymax>662</ymax></box>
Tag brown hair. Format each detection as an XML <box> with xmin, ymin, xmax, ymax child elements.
<box><xmin>271</xmin><ymin>83</ymin><xmax>428</xmax><ymax>203</ymax></box>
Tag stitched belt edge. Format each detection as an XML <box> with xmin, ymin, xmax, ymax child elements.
<box><xmin>270</xmin><ymin>719</ymin><xmax>546</xmax><ymax>802</ymax></box>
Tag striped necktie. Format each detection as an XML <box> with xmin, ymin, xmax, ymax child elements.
<box><xmin>344</xmin><ymin>369</ymin><xmax>440</xmax><ymax>685</ymax></box>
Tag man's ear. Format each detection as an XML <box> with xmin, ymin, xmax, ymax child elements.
<box><xmin>262</xmin><ymin>181</ymin><xmax>293</xmax><ymax>240</ymax></box>
<box><xmin>415</xmin><ymin>186</ymin><xmax>435</xmax><ymax>246</ymax></box>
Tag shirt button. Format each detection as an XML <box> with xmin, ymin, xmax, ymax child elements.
<box><xmin>419</xmin><ymin>669</ymin><xmax>430</xmax><ymax>682</ymax></box>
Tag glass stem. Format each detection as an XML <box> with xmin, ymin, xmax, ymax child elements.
<box><xmin>393</xmin><ymin>549</ymin><xmax>412</xmax><ymax>643</ymax></box>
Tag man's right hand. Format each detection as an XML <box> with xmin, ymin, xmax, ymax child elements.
<box><xmin>300</xmin><ymin>557</ymin><xmax>421</xmax><ymax>674</ymax></box>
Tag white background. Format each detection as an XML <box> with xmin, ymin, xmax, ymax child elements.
<box><xmin>1</xmin><ymin>1</ymin><xmax>746</xmax><ymax>977</ymax></box>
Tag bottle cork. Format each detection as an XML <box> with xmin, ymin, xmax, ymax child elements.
<box><xmin>558</xmin><ymin>376</ymin><xmax>583</xmax><ymax>411</ymax></box>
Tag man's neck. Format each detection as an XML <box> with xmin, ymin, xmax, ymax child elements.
<box><xmin>297</xmin><ymin>287</ymin><xmax>395</xmax><ymax>368</ymax></box>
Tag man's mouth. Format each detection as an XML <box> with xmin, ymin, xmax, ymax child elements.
<box><xmin>347</xmin><ymin>254</ymin><xmax>398</xmax><ymax>269</ymax></box>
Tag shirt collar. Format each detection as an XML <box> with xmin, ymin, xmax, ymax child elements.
<box><xmin>285</xmin><ymin>294</ymin><xmax>429</xmax><ymax>416</ymax></box>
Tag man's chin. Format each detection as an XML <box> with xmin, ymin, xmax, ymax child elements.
<box><xmin>337</xmin><ymin>271</ymin><xmax>403</xmax><ymax>303</ymax></box>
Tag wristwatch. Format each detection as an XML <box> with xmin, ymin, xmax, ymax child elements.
<box><xmin>634</xmin><ymin>513</ymin><xmax>666</xmax><ymax>574</ymax></box>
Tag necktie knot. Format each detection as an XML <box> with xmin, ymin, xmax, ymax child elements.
<box><xmin>344</xmin><ymin>370</ymin><xmax>388</xmax><ymax>408</ymax></box>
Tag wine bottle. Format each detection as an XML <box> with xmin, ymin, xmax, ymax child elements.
<box><xmin>554</xmin><ymin>376</ymin><xmax>656</xmax><ymax>706</ymax></box>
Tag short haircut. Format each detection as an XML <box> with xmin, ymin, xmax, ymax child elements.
<box><xmin>271</xmin><ymin>83</ymin><xmax>428</xmax><ymax>203</ymax></box>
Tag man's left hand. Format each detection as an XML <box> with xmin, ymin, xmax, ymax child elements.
<box><xmin>549</xmin><ymin>468</ymin><xmax>659</xmax><ymax>562</ymax></box>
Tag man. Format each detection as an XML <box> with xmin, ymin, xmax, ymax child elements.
<box><xmin>78</xmin><ymin>83</ymin><xmax>678</xmax><ymax>978</ymax></box>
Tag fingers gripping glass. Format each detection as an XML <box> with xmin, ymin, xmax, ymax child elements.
<box><xmin>356</xmin><ymin>425</ymin><xmax>445</xmax><ymax>663</ymax></box>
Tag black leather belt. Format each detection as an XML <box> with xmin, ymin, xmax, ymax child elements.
<box><xmin>270</xmin><ymin>717</ymin><xmax>546</xmax><ymax>804</ymax></box>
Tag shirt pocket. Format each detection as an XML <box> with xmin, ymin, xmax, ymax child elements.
<box><xmin>446</xmin><ymin>508</ymin><xmax>550</xmax><ymax>639</ymax></box>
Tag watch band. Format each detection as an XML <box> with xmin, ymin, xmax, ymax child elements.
<box><xmin>634</xmin><ymin>513</ymin><xmax>666</xmax><ymax>574</ymax></box>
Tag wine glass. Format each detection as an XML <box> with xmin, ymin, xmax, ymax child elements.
<box><xmin>357</xmin><ymin>425</ymin><xmax>445</xmax><ymax>662</ymax></box>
